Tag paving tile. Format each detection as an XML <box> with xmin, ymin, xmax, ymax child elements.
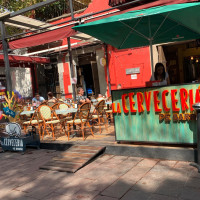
<box><xmin>121</xmin><ymin>166</ymin><xmax>152</xmax><ymax>182</ymax></box>
<box><xmin>150</xmin><ymin>164</ymin><xmax>172</xmax><ymax>173</ymax></box>
<box><xmin>92</xmin><ymin>154</ymin><xmax>115</xmax><ymax>164</ymax></box>
<box><xmin>102</xmin><ymin>156</ymin><xmax>128</xmax><ymax>165</ymax></box>
<box><xmin>132</xmin><ymin>177</ymin><xmax>162</xmax><ymax>193</ymax></box>
<box><xmin>121</xmin><ymin>189</ymin><xmax>150</xmax><ymax>200</ymax></box>
<box><xmin>185</xmin><ymin>177</ymin><xmax>200</xmax><ymax>189</ymax></box>
<box><xmin>174</xmin><ymin>161</ymin><xmax>194</xmax><ymax>169</ymax></box>
<box><xmin>56</xmin><ymin>177</ymin><xmax>93</xmax><ymax>196</ymax></box>
<box><xmin>43</xmin><ymin>192</ymin><xmax>72</xmax><ymax>200</ymax></box>
<box><xmin>11</xmin><ymin>195</ymin><xmax>37</xmax><ymax>200</ymax></box>
<box><xmin>101</xmin><ymin>179</ymin><xmax>133</xmax><ymax>198</ymax></box>
<box><xmin>25</xmin><ymin>185</ymin><xmax>57</xmax><ymax>199</ymax></box>
<box><xmin>154</xmin><ymin>180</ymin><xmax>185</xmax><ymax>197</ymax></box>
<box><xmin>179</xmin><ymin>187</ymin><xmax>200</xmax><ymax>200</ymax></box>
<box><xmin>157</xmin><ymin>160</ymin><xmax>177</xmax><ymax>167</ymax></box>
<box><xmin>167</xmin><ymin>169</ymin><xmax>191</xmax><ymax>182</ymax></box>
<box><xmin>127</xmin><ymin>157</ymin><xmax>143</xmax><ymax>163</ymax></box>
<box><xmin>93</xmin><ymin>195</ymin><xmax>118</xmax><ymax>200</ymax></box>
<box><xmin>145</xmin><ymin>170</ymin><xmax>170</xmax><ymax>181</ymax></box>
<box><xmin>149</xmin><ymin>194</ymin><xmax>178</xmax><ymax>200</ymax></box>
<box><xmin>189</xmin><ymin>170</ymin><xmax>200</xmax><ymax>179</ymax></box>
<box><xmin>73</xmin><ymin>190</ymin><xmax>99</xmax><ymax>200</ymax></box>
<box><xmin>0</xmin><ymin>189</ymin><xmax>29</xmax><ymax>200</ymax></box>
<box><xmin>87</xmin><ymin>174</ymin><xmax>119</xmax><ymax>192</ymax></box>
<box><xmin>80</xmin><ymin>167</ymin><xmax>112</xmax><ymax>179</ymax></box>
<box><xmin>136</xmin><ymin>159</ymin><xmax>159</xmax><ymax>168</ymax></box>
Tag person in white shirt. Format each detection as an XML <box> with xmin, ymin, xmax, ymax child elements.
<box><xmin>154</xmin><ymin>63</ymin><xmax>170</xmax><ymax>86</ymax></box>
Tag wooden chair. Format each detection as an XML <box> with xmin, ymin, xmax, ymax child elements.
<box><xmin>51</xmin><ymin>103</ymin><xmax>59</xmax><ymax>110</ymax></box>
<box><xmin>66</xmin><ymin>102</ymin><xmax>93</xmax><ymax>141</ymax></box>
<box><xmin>92</xmin><ymin>100</ymin><xmax>108</xmax><ymax>133</ymax></box>
<box><xmin>22</xmin><ymin>109</ymin><xmax>43</xmax><ymax>136</ymax></box>
<box><xmin>105</xmin><ymin>109</ymin><xmax>113</xmax><ymax>124</ymax></box>
<box><xmin>56</xmin><ymin>103</ymin><xmax>72</xmax><ymax>129</ymax></box>
<box><xmin>40</xmin><ymin>101</ymin><xmax>48</xmax><ymax>106</ymax></box>
<box><xmin>97</xmin><ymin>97</ymin><xmax>105</xmax><ymax>102</ymax></box>
<box><xmin>38</xmin><ymin>105</ymin><xmax>66</xmax><ymax>140</ymax></box>
<box><xmin>47</xmin><ymin>101</ymin><xmax>56</xmax><ymax>107</ymax></box>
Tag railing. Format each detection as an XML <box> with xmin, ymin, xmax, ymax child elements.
<box><xmin>34</xmin><ymin>0</ymin><xmax>91</xmax><ymax>22</ymax></box>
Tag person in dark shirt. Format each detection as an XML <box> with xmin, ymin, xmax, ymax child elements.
<box><xmin>76</xmin><ymin>87</ymin><xmax>91</xmax><ymax>105</ymax></box>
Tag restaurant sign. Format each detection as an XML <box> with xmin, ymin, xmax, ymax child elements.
<box><xmin>1</xmin><ymin>137</ymin><xmax>25</xmax><ymax>151</ymax></box>
<box><xmin>0</xmin><ymin>124</ymin><xmax>40</xmax><ymax>152</ymax></box>
<box><xmin>126</xmin><ymin>67</ymin><xmax>140</xmax><ymax>74</ymax></box>
<box><xmin>112</xmin><ymin>84</ymin><xmax>199</xmax><ymax>144</ymax></box>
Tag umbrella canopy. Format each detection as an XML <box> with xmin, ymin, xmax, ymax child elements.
<box><xmin>73</xmin><ymin>2</ymin><xmax>200</xmax><ymax>80</ymax></box>
<box><xmin>73</xmin><ymin>2</ymin><xmax>200</xmax><ymax>49</ymax></box>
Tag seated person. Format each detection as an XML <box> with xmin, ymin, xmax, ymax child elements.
<box><xmin>32</xmin><ymin>93</ymin><xmax>45</xmax><ymax>106</ymax></box>
<box><xmin>76</xmin><ymin>87</ymin><xmax>91</xmax><ymax>105</ymax></box>
<box><xmin>14</xmin><ymin>90</ymin><xmax>24</xmax><ymax>104</ymax></box>
<box><xmin>47</xmin><ymin>92</ymin><xmax>57</xmax><ymax>103</ymax></box>
<box><xmin>117</xmin><ymin>84</ymin><xmax>122</xmax><ymax>89</ymax></box>
<box><xmin>154</xmin><ymin>63</ymin><xmax>170</xmax><ymax>86</ymax></box>
<box><xmin>97</xmin><ymin>94</ymin><xmax>105</xmax><ymax>102</ymax></box>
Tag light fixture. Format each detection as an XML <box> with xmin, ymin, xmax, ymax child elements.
<box><xmin>191</xmin><ymin>56</ymin><xmax>194</xmax><ymax>60</ymax></box>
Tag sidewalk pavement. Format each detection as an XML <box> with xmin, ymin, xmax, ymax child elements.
<box><xmin>0</xmin><ymin>149</ymin><xmax>200</xmax><ymax>200</ymax></box>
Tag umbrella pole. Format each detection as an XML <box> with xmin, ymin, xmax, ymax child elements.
<box><xmin>149</xmin><ymin>40</ymin><xmax>155</xmax><ymax>81</ymax></box>
<box><xmin>105</xmin><ymin>44</ymin><xmax>111</xmax><ymax>96</ymax></box>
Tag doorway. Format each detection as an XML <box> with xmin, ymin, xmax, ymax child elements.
<box><xmin>77</xmin><ymin>53</ymin><xmax>100</xmax><ymax>98</ymax></box>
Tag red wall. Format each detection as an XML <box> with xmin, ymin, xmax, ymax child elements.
<box><xmin>107</xmin><ymin>45</ymin><xmax>151</xmax><ymax>90</ymax></box>
<box><xmin>62</xmin><ymin>54</ymin><xmax>72</xmax><ymax>98</ymax></box>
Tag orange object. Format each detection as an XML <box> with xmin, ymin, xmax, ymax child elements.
<box><xmin>153</xmin><ymin>91</ymin><xmax>162</xmax><ymax>112</ymax></box>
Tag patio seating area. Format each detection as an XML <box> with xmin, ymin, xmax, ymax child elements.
<box><xmin>18</xmin><ymin>99</ymin><xmax>114</xmax><ymax>142</ymax></box>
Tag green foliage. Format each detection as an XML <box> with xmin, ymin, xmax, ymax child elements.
<box><xmin>0</xmin><ymin>0</ymin><xmax>44</xmax><ymax>12</ymax></box>
<box><xmin>0</xmin><ymin>0</ymin><xmax>44</xmax><ymax>37</ymax></box>
<box><xmin>0</xmin><ymin>0</ymin><xmax>90</xmax><ymax>37</ymax></box>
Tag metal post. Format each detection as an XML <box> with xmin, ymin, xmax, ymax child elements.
<box><xmin>67</xmin><ymin>37</ymin><xmax>76</xmax><ymax>101</ymax></box>
<box><xmin>0</xmin><ymin>21</ymin><xmax>12</xmax><ymax>93</ymax></box>
<box><xmin>69</xmin><ymin>0</ymin><xmax>74</xmax><ymax>20</ymax></box>
<box><xmin>190</xmin><ymin>103</ymin><xmax>200</xmax><ymax>172</ymax></box>
<box><xmin>149</xmin><ymin>39</ymin><xmax>154</xmax><ymax>81</ymax></box>
<box><xmin>105</xmin><ymin>44</ymin><xmax>111</xmax><ymax>96</ymax></box>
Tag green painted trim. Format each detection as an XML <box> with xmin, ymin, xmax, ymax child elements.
<box><xmin>113</xmin><ymin>83</ymin><xmax>199</xmax><ymax>144</ymax></box>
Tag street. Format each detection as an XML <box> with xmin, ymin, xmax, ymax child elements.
<box><xmin>0</xmin><ymin>149</ymin><xmax>200</xmax><ymax>200</ymax></box>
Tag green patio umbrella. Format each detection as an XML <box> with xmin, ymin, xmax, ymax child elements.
<box><xmin>73</xmin><ymin>2</ymin><xmax>200</xmax><ymax>79</ymax></box>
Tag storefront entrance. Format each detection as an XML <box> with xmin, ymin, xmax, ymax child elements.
<box><xmin>162</xmin><ymin>40</ymin><xmax>200</xmax><ymax>84</ymax></box>
<box><xmin>77</xmin><ymin>53</ymin><xmax>100</xmax><ymax>98</ymax></box>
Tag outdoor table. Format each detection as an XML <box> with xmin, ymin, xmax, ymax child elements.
<box><xmin>90</xmin><ymin>105</ymin><xmax>95</xmax><ymax>113</ymax></box>
<box><xmin>55</xmin><ymin>108</ymin><xmax>77</xmax><ymax>115</ymax></box>
<box><xmin>91</xmin><ymin>99</ymin><xmax>97</xmax><ymax>103</ymax></box>
<box><xmin>93</xmin><ymin>102</ymin><xmax>98</xmax><ymax>106</ymax></box>
<box><xmin>20</xmin><ymin>110</ymin><xmax>35</xmax><ymax>116</ymax></box>
<box><xmin>55</xmin><ymin>108</ymin><xmax>78</xmax><ymax>129</ymax></box>
<box><xmin>105</xmin><ymin>101</ymin><xmax>112</xmax><ymax>110</ymax></box>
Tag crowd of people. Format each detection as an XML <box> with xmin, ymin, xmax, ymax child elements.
<box><xmin>13</xmin><ymin>87</ymin><xmax>110</xmax><ymax>110</ymax></box>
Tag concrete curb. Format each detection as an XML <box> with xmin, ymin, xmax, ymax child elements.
<box><xmin>105</xmin><ymin>145</ymin><xmax>197</xmax><ymax>162</ymax></box>
<box><xmin>40</xmin><ymin>142</ymin><xmax>197</xmax><ymax>162</ymax></box>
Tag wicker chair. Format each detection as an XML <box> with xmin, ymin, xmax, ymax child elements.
<box><xmin>22</xmin><ymin>109</ymin><xmax>43</xmax><ymax>136</ymax></box>
<box><xmin>38</xmin><ymin>105</ymin><xmax>66</xmax><ymax>140</ymax></box>
<box><xmin>92</xmin><ymin>100</ymin><xmax>108</xmax><ymax>133</ymax></box>
<box><xmin>105</xmin><ymin>109</ymin><xmax>113</xmax><ymax>124</ymax></box>
<box><xmin>47</xmin><ymin>101</ymin><xmax>56</xmax><ymax>107</ymax></box>
<box><xmin>66</xmin><ymin>102</ymin><xmax>93</xmax><ymax>140</ymax></box>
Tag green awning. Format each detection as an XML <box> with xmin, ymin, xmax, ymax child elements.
<box><xmin>73</xmin><ymin>2</ymin><xmax>200</xmax><ymax>49</ymax></box>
